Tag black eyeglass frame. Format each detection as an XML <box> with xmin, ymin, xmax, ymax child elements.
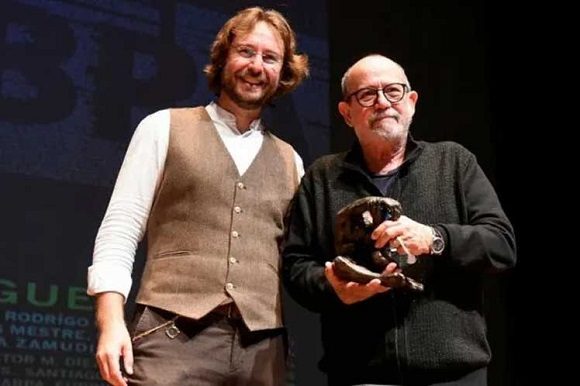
<box><xmin>345</xmin><ymin>83</ymin><xmax>410</xmax><ymax>107</ymax></box>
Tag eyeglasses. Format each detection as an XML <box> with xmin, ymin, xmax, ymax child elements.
<box><xmin>233</xmin><ymin>45</ymin><xmax>282</xmax><ymax>67</ymax></box>
<box><xmin>345</xmin><ymin>83</ymin><xmax>410</xmax><ymax>107</ymax></box>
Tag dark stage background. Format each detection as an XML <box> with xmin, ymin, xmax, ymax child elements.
<box><xmin>1</xmin><ymin>0</ymin><xmax>544</xmax><ymax>385</ymax></box>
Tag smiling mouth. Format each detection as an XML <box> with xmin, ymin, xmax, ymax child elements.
<box><xmin>241</xmin><ymin>78</ymin><xmax>264</xmax><ymax>87</ymax></box>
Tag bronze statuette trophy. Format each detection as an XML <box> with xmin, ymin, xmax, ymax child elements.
<box><xmin>333</xmin><ymin>196</ymin><xmax>424</xmax><ymax>291</ymax></box>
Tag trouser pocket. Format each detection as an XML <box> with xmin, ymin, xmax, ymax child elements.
<box><xmin>130</xmin><ymin>305</ymin><xmax>180</xmax><ymax>343</ymax></box>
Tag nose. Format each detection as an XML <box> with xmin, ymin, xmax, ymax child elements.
<box><xmin>375</xmin><ymin>90</ymin><xmax>392</xmax><ymax>108</ymax></box>
<box><xmin>247</xmin><ymin>54</ymin><xmax>264</xmax><ymax>71</ymax></box>
<box><xmin>247</xmin><ymin>61</ymin><xmax>264</xmax><ymax>76</ymax></box>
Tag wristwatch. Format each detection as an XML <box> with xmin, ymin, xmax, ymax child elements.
<box><xmin>429</xmin><ymin>227</ymin><xmax>445</xmax><ymax>255</ymax></box>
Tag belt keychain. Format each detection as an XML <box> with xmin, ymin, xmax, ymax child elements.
<box><xmin>165</xmin><ymin>320</ymin><xmax>181</xmax><ymax>339</ymax></box>
<box><xmin>132</xmin><ymin>316</ymin><xmax>180</xmax><ymax>342</ymax></box>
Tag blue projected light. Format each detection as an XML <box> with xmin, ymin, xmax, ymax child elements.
<box><xmin>0</xmin><ymin>0</ymin><xmax>329</xmax><ymax>186</ymax></box>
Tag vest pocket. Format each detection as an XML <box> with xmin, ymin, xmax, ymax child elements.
<box><xmin>153</xmin><ymin>250</ymin><xmax>192</xmax><ymax>259</ymax></box>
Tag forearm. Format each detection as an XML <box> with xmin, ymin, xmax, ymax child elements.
<box><xmin>282</xmin><ymin>250</ymin><xmax>341</xmax><ymax>312</ymax></box>
<box><xmin>94</xmin><ymin>292</ymin><xmax>133</xmax><ymax>385</ymax></box>
<box><xmin>442</xmin><ymin>221</ymin><xmax>516</xmax><ymax>272</ymax></box>
<box><xmin>95</xmin><ymin>292</ymin><xmax>126</xmax><ymax>331</ymax></box>
<box><xmin>87</xmin><ymin>197</ymin><xmax>149</xmax><ymax>298</ymax></box>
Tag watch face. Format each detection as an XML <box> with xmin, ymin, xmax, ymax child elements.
<box><xmin>432</xmin><ymin>238</ymin><xmax>444</xmax><ymax>253</ymax></box>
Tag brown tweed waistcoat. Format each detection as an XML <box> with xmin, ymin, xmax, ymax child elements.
<box><xmin>136</xmin><ymin>107</ymin><xmax>298</xmax><ymax>331</ymax></box>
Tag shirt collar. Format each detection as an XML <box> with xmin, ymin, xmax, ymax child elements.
<box><xmin>206</xmin><ymin>101</ymin><xmax>263</xmax><ymax>135</ymax></box>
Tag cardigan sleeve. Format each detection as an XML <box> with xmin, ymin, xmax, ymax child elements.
<box><xmin>282</xmin><ymin>172</ymin><xmax>344</xmax><ymax>313</ymax></box>
<box><xmin>439</xmin><ymin>151</ymin><xmax>517</xmax><ymax>272</ymax></box>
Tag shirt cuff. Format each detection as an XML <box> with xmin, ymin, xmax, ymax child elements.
<box><xmin>86</xmin><ymin>263</ymin><xmax>132</xmax><ymax>301</ymax></box>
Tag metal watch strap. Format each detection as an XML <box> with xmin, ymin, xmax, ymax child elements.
<box><xmin>430</xmin><ymin>226</ymin><xmax>445</xmax><ymax>255</ymax></box>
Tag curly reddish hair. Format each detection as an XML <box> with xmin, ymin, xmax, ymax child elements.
<box><xmin>204</xmin><ymin>7</ymin><xmax>309</xmax><ymax>98</ymax></box>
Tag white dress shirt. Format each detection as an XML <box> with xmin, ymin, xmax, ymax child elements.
<box><xmin>87</xmin><ymin>102</ymin><xmax>304</xmax><ymax>299</ymax></box>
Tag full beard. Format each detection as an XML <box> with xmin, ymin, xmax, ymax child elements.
<box><xmin>222</xmin><ymin>72</ymin><xmax>277</xmax><ymax>110</ymax></box>
<box><xmin>369</xmin><ymin>113</ymin><xmax>412</xmax><ymax>142</ymax></box>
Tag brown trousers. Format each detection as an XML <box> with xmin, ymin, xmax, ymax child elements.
<box><xmin>127</xmin><ymin>306</ymin><xmax>287</xmax><ymax>386</ymax></box>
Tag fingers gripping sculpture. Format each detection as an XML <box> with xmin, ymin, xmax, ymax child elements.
<box><xmin>333</xmin><ymin>196</ymin><xmax>424</xmax><ymax>291</ymax></box>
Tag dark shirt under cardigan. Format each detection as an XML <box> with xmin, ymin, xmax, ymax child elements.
<box><xmin>282</xmin><ymin>137</ymin><xmax>516</xmax><ymax>385</ymax></box>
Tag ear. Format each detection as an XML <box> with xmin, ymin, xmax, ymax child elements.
<box><xmin>407</xmin><ymin>90</ymin><xmax>419</xmax><ymax>115</ymax></box>
<box><xmin>338</xmin><ymin>101</ymin><xmax>353</xmax><ymax>127</ymax></box>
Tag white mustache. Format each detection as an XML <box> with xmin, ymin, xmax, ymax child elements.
<box><xmin>371</xmin><ymin>113</ymin><xmax>398</xmax><ymax>123</ymax></box>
